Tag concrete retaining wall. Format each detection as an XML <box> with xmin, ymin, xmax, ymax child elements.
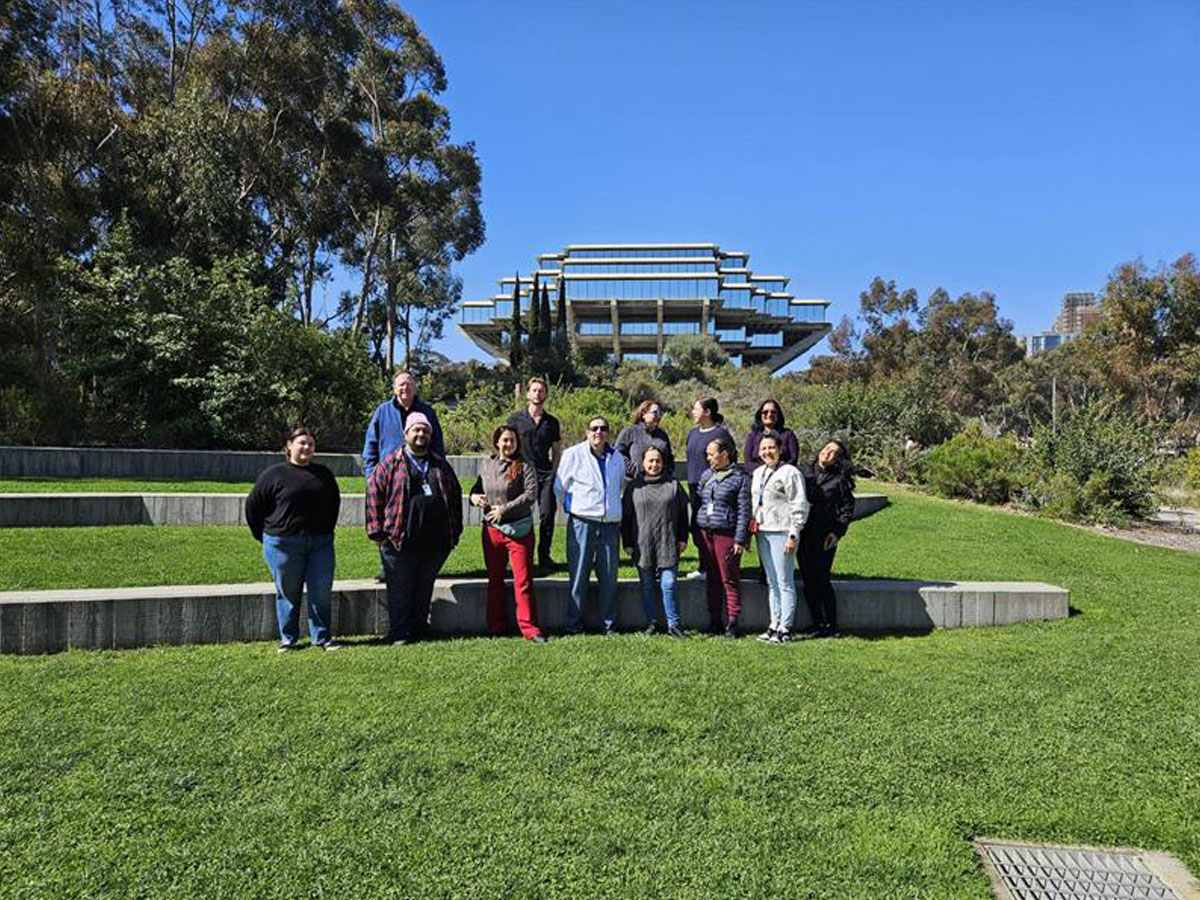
<box><xmin>0</xmin><ymin>578</ymin><xmax>1068</xmax><ymax>654</ymax></box>
<box><xmin>0</xmin><ymin>445</ymin><xmax>364</xmax><ymax>479</ymax></box>
<box><xmin>0</xmin><ymin>492</ymin><xmax>890</xmax><ymax>528</ymax></box>
<box><xmin>0</xmin><ymin>449</ymin><xmax>648</xmax><ymax>483</ymax></box>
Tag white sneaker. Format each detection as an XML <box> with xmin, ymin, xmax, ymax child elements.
<box><xmin>684</xmin><ymin>571</ymin><xmax>706</xmax><ymax>580</ymax></box>
<box><xmin>757</xmin><ymin>628</ymin><xmax>776</xmax><ymax>643</ymax></box>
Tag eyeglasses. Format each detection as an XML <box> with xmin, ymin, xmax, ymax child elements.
<box><xmin>588</xmin><ymin>425</ymin><xmax>609</xmax><ymax>432</ymax></box>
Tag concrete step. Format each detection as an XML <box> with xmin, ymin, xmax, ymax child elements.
<box><xmin>0</xmin><ymin>576</ymin><xmax>1068</xmax><ymax>655</ymax></box>
<box><xmin>0</xmin><ymin>493</ymin><xmax>891</xmax><ymax>528</ymax></box>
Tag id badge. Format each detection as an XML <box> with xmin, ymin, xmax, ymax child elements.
<box><xmin>422</xmin><ymin>482</ymin><xmax>433</xmax><ymax>496</ymax></box>
<box><xmin>707</xmin><ymin>502</ymin><xmax>714</xmax><ymax>516</ymax></box>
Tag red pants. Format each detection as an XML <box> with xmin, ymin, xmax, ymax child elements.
<box><xmin>696</xmin><ymin>529</ymin><xmax>742</xmax><ymax>625</ymax></box>
<box><xmin>482</xmin><ymin>526</ymin><xmax>542</xmax><ymax>639</ymax></box>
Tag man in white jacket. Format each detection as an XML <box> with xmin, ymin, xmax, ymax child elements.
<box><xmin>554</xmin><ymin>415</ymin><xmax>626</xmax><ymax>634</ymax></box>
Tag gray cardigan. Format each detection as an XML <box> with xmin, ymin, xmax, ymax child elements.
<box><xmin>621</xmin><ymin>475</ymin><xmax>690</xmax><ymax>570</ymax></box>
<box><xmin>468</xmin><ymin>455</ymin><xmax>537</xmax><ymax>524</ymax></box>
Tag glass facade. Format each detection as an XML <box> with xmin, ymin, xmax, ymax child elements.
<box><xmin>566</xmin><ymin>277</ymin><xmax>718</xmax><ymax>299</ymax></box>
<box><xmin>720</xmin><ymin>288</ymin><xmax>753</xmax><ymax>309</ymax></box>
<box><xmin>748</xmin><ymin>332</ymin><xmax>784</xmax><ymax>348</ymax></box>
<box><xmin>619</xmin><ymin>321</ymin><xmax>657</xmax><ymax>335</ymax></box>
<box><xmin>578</xmin><ymin>322</ymin><xmax>613</xmax><ymax>335</ymax></box>
<box><xmin>663</xmin><ymin>321</ymin><xmax>701</xmax><ymax>335</ymax></box>
<box><xmin>622</xmin><ymin>352</ymin><xmax>659</xmax><ymax>362</ymax></box>
<box><xmin>571</xmin><ymin>248</ymin><xmax>712</xmax><ymax>258</ymax></box>
<box><xmin>714</xmin><ymin>326</ymin><xmax>746</xmax><ymax>342</ymax></box>
<box><xmin>563</xmin><ymin>262</ymin><xmax>715</xmax><ymax>273</ymax></box>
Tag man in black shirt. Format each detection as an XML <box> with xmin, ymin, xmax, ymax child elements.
<box><xmin>507</xmin><ymin>376</ymin><xmax>562</xmax><ymax>573</ymax></box>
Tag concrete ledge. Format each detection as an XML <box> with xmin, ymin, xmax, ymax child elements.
<box><xmin>0</xmin><ymin>492</ymin><xmax>890</xmax><ymax>528</ymax></box>
<box><xmin>0</xmin><ymin>446</ymin><xmax>364</xmax><ymax>479</ymax></box>
<box><xmin>0</xmin><ymin>577</ymin><xmax>1068</xmax><ymax>654</ymax></box>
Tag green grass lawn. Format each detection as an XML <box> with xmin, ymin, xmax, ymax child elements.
<box><xmin>1</xmin><ymin>486</ymin><xmax>1198</xmax><ymax>898</ymax></box>
<box><xmin>0</xmin><ymin>476</ymin><xmax>367</xmax><ymax>494</ymax></box>
<box><xmin>0</xmin><ymin>526</ymin><xmax>710</xmax><ymax>590</ymax></box>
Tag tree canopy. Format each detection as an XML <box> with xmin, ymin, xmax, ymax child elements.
<box><xmin>0</xmin><ymin>0</ymin><xmax>483</xmax><ymax>447</ymax></box>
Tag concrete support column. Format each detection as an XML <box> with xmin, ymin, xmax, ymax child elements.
<box><xmin>656</xmin><ymin>299</ymin><xmax>665</xmax><ymax>363</ymax></box>
<box><xmin>611</xmin><ymin>299</ymin><xmax>621</xmax><ymax>359</ymax></box>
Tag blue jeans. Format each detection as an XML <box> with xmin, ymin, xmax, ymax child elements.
<box><xmin>565</xmin><ymin>515</ymin><xmax>619</xmax><ymax>631</ymax></box>
<box><xmin>757</xmin><ymin>531</ymin><xmax>797</xmax><ymax>630</ymax></box>
<box><xmin>262</xmin><ymin>533</ymin><xmax>335</xmax><ymax>646</ymax></box>
<box><xmin>638</xmin><ymin>566</ymin><xmax>679</xmax><ymax>629</ymax></box>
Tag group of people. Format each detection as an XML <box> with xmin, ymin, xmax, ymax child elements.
<box><xmin>244</xmin><ymin>372</ymin><xmax>856</xmax><ymax>651</ymax></box>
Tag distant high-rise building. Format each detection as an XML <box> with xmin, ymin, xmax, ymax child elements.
<box><xmin>457</xmin><ymin>242</ymin><xmax>831</xmax><ymax>371</ymax></box>
<box><xmin>1018</xmin><ymin>291</ymin><xmax>1101</xmax><ymax>356</ymax></box>
<box><xmin>1051</xmin><ymin>292</ymin><xmax>1101</xmax><ymax>335</ymax></box>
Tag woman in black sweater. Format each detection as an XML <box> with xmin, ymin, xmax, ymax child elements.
<box><xmin>798</xmin><ymin>439</ymin><xmax>856</xmax><ymax>638</ymax></box>
<box><xmin>245</xmin><ymin>425</ymin><xmax>342</xmax><ymax>651</ymax></box>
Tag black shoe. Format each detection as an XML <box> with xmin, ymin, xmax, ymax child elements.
<box><xmin>723</xmin><ymin>620</ymin><xmax>738</xmax><ymax>640</ymax></box>
<box><xmin>667</xmin><ymin>626</ymin><xmax>688</xmax><ymax>640</ymax></box>
<box><xmin>704</xmin><ymin>622</ymin><xmax>723</xmax><ymax>636</ymax></box>
<box><xmin>389</xmin><ymin>635</ymin><xmax>410</xmax><ymax>646</ymax></box>
<box><xmin>527</xmin><ymin>633</ymin><xmax>547</xmax><ymax>644</ymax></box>
<box><xmin>603</xmin><ymin>625</ymin><xmax>616</xmax><ymax>637</ymax></box>
<box><xmin>819</xmin><ymin>627</ymin><xmax>844</xmax><ymax>639</ymax></box>
<box><xmin>775</xmin><ymin>629</ymin><xmax>793</xmax><ymax>644</ymax></box>
<box><xmin>277</xmin><ymin>641</ymin><xmax>301</xmax><ymax>653</ymax></box>
<box><xmin>798</xmin><ymin>625</ymin><xmax>823</xmax><ymax>639</ymax></box>
<box><xmin>374</xmin><ymin>570</ymin><xmax>386</xmax><ymax>584</ymax></box>
<box><xmin>644</xmin><ymin>622</ymin><xmax>657</xmax><ymax>636</ymax></box>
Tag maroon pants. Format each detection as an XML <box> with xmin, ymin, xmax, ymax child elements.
<box><xmin>696</xmin><ymin>529</ymin><xmax>742</xmax><ymax>625</ymax></box>
<box><xmin>482</xmin><ymin>526</ymin><xmax>542</xmax><ymax>639</ymax></box>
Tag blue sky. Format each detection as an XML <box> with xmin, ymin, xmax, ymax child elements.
<box><xmin>378</xmin><ymin>0</ymin><xmax>1200</xmax><ymax>371</ymax></box>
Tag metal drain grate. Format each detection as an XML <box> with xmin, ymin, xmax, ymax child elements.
<box><xmin>976</xmin><ymin>839</ymin><xmax>1199</xmax><ymax>900</ymax></box>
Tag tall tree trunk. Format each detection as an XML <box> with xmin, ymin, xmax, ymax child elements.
<box><xmin>352</xmin><ymin>207</ymin><xmax>382</xmax><ymax>335</ymax></box>
<box><xmin>301</xmin><ymin>239</ymin><xmax>317</xmax><ymax>325</ymax></box>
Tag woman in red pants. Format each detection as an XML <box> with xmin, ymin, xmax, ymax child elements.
<box><xmin>469</xmin><ymin>425</ymin><xmax>546</xmax><ymax>643</ymax></box>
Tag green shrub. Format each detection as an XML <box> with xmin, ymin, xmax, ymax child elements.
<box><xmin>1025</xmin><ymin>400</ymin><xmax>1159</xmax><ymax>525</ymax></box>
<box><xmin>921</xmin><ymin>421</ymin><xmax>1027</xmax><ymax>504</ymax></box>
<box><xmin>1186</xmin><ymin>447</ymin><xmax>1200</xmax><ymax>490</ymax></box>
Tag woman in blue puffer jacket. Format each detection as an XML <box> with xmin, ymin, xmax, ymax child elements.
<box><xmin>694</xmin><ymin>436</ymin><xmax>751</xmax><ymax>638</ymax></box>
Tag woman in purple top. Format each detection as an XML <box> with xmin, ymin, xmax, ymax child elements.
<box><xmin>685</xmin><ymin>398</ymin><xmax>733</xmax><ymax>576</ymax></box>
<box><xmin>743</xmin><ymin>398</ymin><xmax>800</xmax><ymax>475</ymax></box>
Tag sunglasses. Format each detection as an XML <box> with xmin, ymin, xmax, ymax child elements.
<box><xmin>588</xmin><ymin>424</ymin><xmax>609</xmax><ymax>432</ymax></box>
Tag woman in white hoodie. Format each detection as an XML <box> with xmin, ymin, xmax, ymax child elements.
<box><xmin>750</xmin><ymin>433</ymin><xmax>809</xmax><ymax>643</ymax></box>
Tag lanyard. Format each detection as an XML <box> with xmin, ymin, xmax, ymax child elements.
<box><xmin>405</xmin><ymin>451</ymin><xmax>429</xmax><ymax>482</ymax></box>
<box><xmin>757</xmin><ymin>465</ymin><xmax>778</xmax><ymax>508</ymax></box>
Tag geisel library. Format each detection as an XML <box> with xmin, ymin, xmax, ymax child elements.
<box><xmin>458</xmin><ymin>242</ymin><xmax>832</xmax><ymax>371</ymax></box>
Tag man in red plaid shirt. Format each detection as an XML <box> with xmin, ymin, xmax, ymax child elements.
<box><xmin>366</xmin><ymin>412</ymin><xmax>462</xmax><ymax>644</ymax></box>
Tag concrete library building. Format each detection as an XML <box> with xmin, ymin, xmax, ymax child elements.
<box><xmin>458</xmin><ymin>242</ymin><xmax>831</xmax><ymax>371</ymax></box>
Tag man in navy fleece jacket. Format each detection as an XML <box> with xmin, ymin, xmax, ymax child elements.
<box><xmin>362</xmin><ymin>371</ymin><xmax>445</xmax><ymax>477</ymax></box>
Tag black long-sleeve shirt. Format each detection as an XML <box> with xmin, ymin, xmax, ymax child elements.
<box><xmin>245</xmin><ymin>462</ymin><xmax>341</xmax><ymax>542</ymax></box>
<box><xmin>800</xmin><ymin>463</ymin><xmax>855</xmax><ymax>539</ymax></box>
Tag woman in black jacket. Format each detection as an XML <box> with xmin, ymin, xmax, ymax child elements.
<box><xmin>695</xmin><ymin>436</ymin><xmax>751</xmax><ymax>638</ymax></box>
<box><xmin>798</xmin><ymin>439</ymin><xmax>855</xmax><ymax>637</ymax></box>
